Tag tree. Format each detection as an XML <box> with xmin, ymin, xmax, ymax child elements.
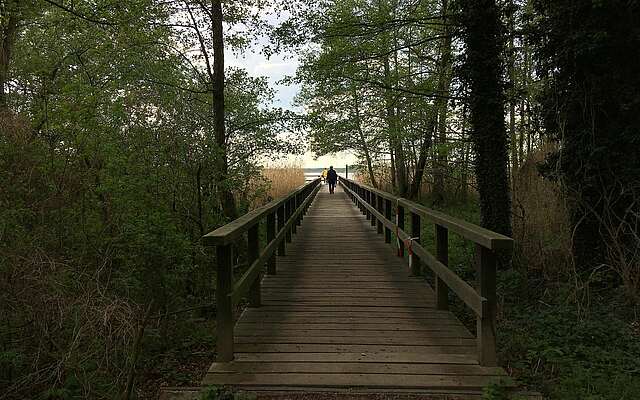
<box><xmin>458</xmin><ymin>0</ymin><xmax>512</xmax><ymax>237</ymax></box>
<box><xmin>535</xmin><ymin>0</ymin><xmax>640</xmax><ymax>271</ymax></box>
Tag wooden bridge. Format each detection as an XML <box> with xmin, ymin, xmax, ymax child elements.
<box><xmin>202</xmin><ymin>178</ymin><xmax>517</xmax><ymax>396</ymax></box>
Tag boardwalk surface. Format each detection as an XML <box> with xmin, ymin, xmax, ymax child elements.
<box><xmin>204</xmin><ymin>184</ymin><xmax>512</xmax><ymax>395</ymax></box>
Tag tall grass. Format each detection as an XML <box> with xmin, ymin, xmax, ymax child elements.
<box><xmin>251</xmin><ymin>164</ymin><xmax>305</xmax><ymax>208</ymax></box>
<box><xmin>512</xmin><ymin>144</ymin><xmax>573</xmax><ymax>275</ymax></box>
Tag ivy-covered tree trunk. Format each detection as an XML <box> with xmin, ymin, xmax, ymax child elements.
<box><xmin>459</xmin><ymin>0</ymin><xmax>512</xmax><ymax>238</ymax></box>
<box><xmin>212</xmin><ymin>0</ymin><xmax>237</xmax><ymax>220</ymax></box>
<box><xmin>536</xmin><ymin>1</ymin><xmax>640</xmax><ymax>271</ymax></box>
<box><xmin>0</xmin><ymin>2</ymin><xmax>19</xmax><ymax>110</ymax></box>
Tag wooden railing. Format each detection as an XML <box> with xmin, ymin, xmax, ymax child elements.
<box><xmin>202</xmin><ymin>178</ymin><xmax>322</xmax><ymax>362</ymax></box>
<box><xmin>340</xmin><ymin>177</ymin><xmax>514</xmax><ymax>366</ymax></box>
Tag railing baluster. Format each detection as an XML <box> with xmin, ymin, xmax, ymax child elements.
<box><xmin>277</xmin><ymin>204</ymin><xmax>285</xmax><ymax>256</ymax></box>
<box><xmin>476</xmin><ymin>244</ymin><xmax>497</xmax><ymax>366</ymax></box>
<box><xmin>267</xmin><ymin>212</ymin><xmax>276</xmax><ymax>275</ymax></box>
<box><xmin>384</xmin><ymin>199</ymin><xmax>392</xmax><ymax>243</ymax></box>
<box><xmin>376</xmin><ymin>195</ymin><xmax>383</xmax><ymax>234</ymax></box>
<box><xmin>215</xmin><ymin>243</ymin><xmax>234</xmax><ymax>361</ymax></box>
<box><xmin>397</xmin><ymin>204</ymin><xmax>405</xmax><ymax>257</ymax></box>
<box><xmin>296</xmin><ymin>193</ymin><xmax>306</xmax><ymax>226</ymax></box>
<box><xmin>435</xmin><ymin>225</ymin><xmax>449</xmax><ymax>310</ymax></box>
<box><xmin>291</xmin><ymin>196</ymin><xmax>298</xmax><ymax>234</ymax></box>
<box><xmin>248</xmin><ymin>224</ymin><xmax>261</xmax><ymax>307</ymax></box>
<box><xmin>370</xmin><ymin>192</ymin><xmax>377</xmax><ymax>227</ymax></box>
<box><xmin>410</xmin><ymin>212</ymin><xmax>421</xmax><ymax>276</ymax></box>
<box><xmin>365</xmin><ymin>190</ymin><xmax>371</xmax><ymax>220</ymax></box>
<box><xmin>285</xmin><ymin>198</ymin><xmax>292</xmax><ymax>243</ymax></box>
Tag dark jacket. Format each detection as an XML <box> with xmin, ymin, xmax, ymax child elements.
<box><xmin>327</xmin><ymin>169</ymin><xmax>338</xmax><ymax>183</ymax></box>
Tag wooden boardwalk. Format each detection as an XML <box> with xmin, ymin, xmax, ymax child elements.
<box><xmin>203</xmin><ymin>184</ymin><xmax>512</xmax><ymax>395</ymax></box>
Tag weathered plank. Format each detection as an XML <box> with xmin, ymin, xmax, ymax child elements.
<box><xmin>203</xmin><ymin>373</ymin><xmax>513</xmax><ymax>389</ymax></box>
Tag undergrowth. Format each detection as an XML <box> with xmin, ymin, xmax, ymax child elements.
<box><xmin>418</xmin><ymin>196</ymin><xmax>640</xmax><ymax>399</ymax></box>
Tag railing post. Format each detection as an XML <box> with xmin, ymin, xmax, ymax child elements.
<box><xmin>291</xmin><ymin>196</ymin><xmax>298</xmax><ymax>234</ymax></box>
<box><xmin>476</xmin><ymin>244</ymin><xmax>497</xmax><ymax>366</ymax></box>
<box><xmin>285</xmin><ymin>198</ymin><xmax>292</xmax><ymax>243</ymax></box>
<box><xmin>277</xmin><ymin>204</ymin><xmax>285</xmax><ymax>256</ymax></box>
<box><xmin>384</xmin><ymin>199</ymin><xmax>392</xmax><ymax>243</ymax></box>
<box><xmin>410</xmin><ymin>212</ymin><xmax>421</xmax><ymax>276</ymax></box>
<box><xmin>435</xmin><ymin>225</ymin><xmax>449</xmax><ymax>310</ymax></box>
<box><xmin>365</xmin><ymin>190</ymin><xmax>371</xmax><ymax>220</ymax></box>
<box><xmin>215</xmin><ymin>243</ymin><xmax>234</xmax><ymax>361</ymax></box>
<box><xmin>370</xmin><ymin>192</ymin><xmax>376</xmax><ymax>227</ymax></box>
<box><xmin>296</xmin><ymin>192</ymin><xmax>302</xmax><ymax>226</ymax></box>
<box><xmin>397</xmin><ymin>204</ymin><xmax>405</xmax><ymax>257</ymax></box>
<box><xmin>267</xmin><ymin>211</ymin><xmax>276</xmax><ymax>275</ymax></box>
<box><xmin>248</xmin><ymin>224</ymin><xmax>261</xmax><ymax>307</ymax></box>
<box><xmin>376</xmin><ymin>195</ymin><xmax>383</xmax><ymax>234</ymax></box>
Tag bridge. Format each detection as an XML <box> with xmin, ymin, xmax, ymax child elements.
<box><xmin>201</xmin><ymin>178</ymin><xmax>518</xmax><ymax>396</ymax></box>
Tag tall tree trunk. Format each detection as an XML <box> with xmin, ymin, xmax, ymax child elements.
<box><xmin>0</xmin><ymin>2</ymin><xmax>18</xmax><ymax>111</ymax></box>
<box><xmin>507</xmin><ymin>1</ymin><xmax>518</xmax><ymax>192</ymax></box>
<box><xmin>389</xmin><ymin>147</ymin><xmax>397</xmax><ymax>190</ymax></box>
<box><xmin>383</xmin><ymin>55</ymin><xmax>408</xmax><ymax>196</ymax></box>
<box><xmin>408</xmin><ymin>123</ymin><xmax>434</xmax><ymax>199</ymax></box>
<box><xmin>432</xmin><ymin>0</ymin><xmax>453</xmax><ymax>204</ymax></box>
<box><xmin>460</xmin><ymin>0</ymin><xmax>512</xmax><ymax>238</ymax></box>
<box><xmin>212</xmin><ymin>0</ymin><xmax>237</xmax><ymax>220</ymax></box>
<box><xmin>353</xmin><ymin>87</ymin><xmax>377</xmax><ymax>188</ymax></box>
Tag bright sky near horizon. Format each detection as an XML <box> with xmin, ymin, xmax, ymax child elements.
<box><xmin>225</xmin><ymin>43</ymin><xmax>358</xmax><ymax>169</ymax></box>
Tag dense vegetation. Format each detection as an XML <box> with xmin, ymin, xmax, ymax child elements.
<box><xmin>1</xmin><ymin>0</ymin><xmax>639</xmax><ymax>399</ymax></box>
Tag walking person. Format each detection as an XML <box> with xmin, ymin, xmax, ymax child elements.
<box><xmin>321</xmin><ymin>168</ymin><xmax>328</xmax><ymax>184</ymax></box>
<box><xmin>327</xmin><ymin>166</ymin><xmax>338</xmax><ymax>194</ymax></box>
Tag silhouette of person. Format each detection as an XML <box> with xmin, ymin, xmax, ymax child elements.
<box><xmin>327</xmin><ymin>166</ymin><xmax>338</xmax><ymax>194</ymax></box>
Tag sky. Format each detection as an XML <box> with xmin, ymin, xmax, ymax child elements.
<box><xmin>225</xmin><ymin>42</ymin><xmax>357</xmax><ymax>169</ymax></box>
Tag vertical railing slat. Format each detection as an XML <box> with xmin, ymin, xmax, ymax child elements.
<box><xmin>435</xmin><ymin>225</ymin><xmax>449</xmax><ymax>310</ymax></box>
<box><xmin>215</xmin><ymin>243</ymin><xmax>234</xmax><ymax>362</ymax></box>
<box><xmin>267</xmin><ymin>212</ymin><xmax>276</xmax><ymax>275</ymax></box>
<box><xmin>248</xmin><ymin>224</ymin><xmax>261</xmax><ymax>307</ymax></box>
<box><xmin>410</xmin><ymin>212</ymin><xmax>421</xmax><ymax>276</ymax></box>
<box><xmin>476</xmin><ymin>244</ymin><xmax>497</xmax><ymax>366</ymax></box>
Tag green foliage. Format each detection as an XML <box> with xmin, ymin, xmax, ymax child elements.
<box><xmin>481</xmin><ymin>381</ymin><xmax>510</xmax><ymax>400</ymax></box>
<box><xmin>0</xmin><ymin>0</ymin><xmax>298</xmax><ymax>398</ymax></box>
<box><xmin>199</xmin><ymin>386</ymin><xmax>257</xmax><ymax>400</ymax></box>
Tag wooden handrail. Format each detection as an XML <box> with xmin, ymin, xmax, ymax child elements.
<box><xmin>341</xmin><ymin>178</ymin><xmax>513</xmax><ymax>250</ymax></box>
<box><xmin>340</xmin><ymin>177</ymin><xmax>514</xmax><ymax>366</ymax></box>
<box><xmin>202</xmin><ymin>180</ymin><xmax>317</xmax><ymax>245</ymax></box>
<box><xmin>202</xmin><ymin>178</ymin><xmax>322</xmax><ymax>362</ymax></box>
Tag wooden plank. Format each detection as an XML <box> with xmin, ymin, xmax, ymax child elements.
<box><xmin>203</xmin><ymin>372</ymin><xmax>514</xmax><ymax>389</ymax></box>
<box><xmin>233</xmin><ymin>352</ymin><xmax>479</xmax><ymax>364</ymax></box>
<box><xmin>261</xmin><ymin>300</ymin><xmax>434</xmax><ymax>307</ymax></box>
<box><xmin>209</xmin><ymin>362</ymin><xmax>506</xmax><ymax>376</ymax></box>
<box><xmin>235</xmin><ymin>333</ymin><xmax>476</xmax><ymax>347</ymax></box>
<box><xmin>233</xmin><ymin>328</ymin><xmax>473</xmax><ymax>338</ymax></box>
<box><xmin>234</xmin><ymin>343</ymin><xmax>476</xmax><ymax>354</ymax></box>
<box><xmin>235</xmin><ymin>323</ymin><xmax>464</xmax><ymax>331</ymax></box>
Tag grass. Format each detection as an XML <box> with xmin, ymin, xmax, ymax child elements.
<box><xmin>252</xmin><ymin>165</ymin><xmax>305</xmax><ymax>207</ymax></box>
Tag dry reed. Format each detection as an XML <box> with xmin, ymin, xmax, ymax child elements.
<box><xmin>512</xmin><ymin>143</ymin><xmax>573</xmax><ymax>274</ymax></box>
<box><xmin>258</xmin><ymin>164</ymin><xmax>305</xmax><ymax>203</ymax></box>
